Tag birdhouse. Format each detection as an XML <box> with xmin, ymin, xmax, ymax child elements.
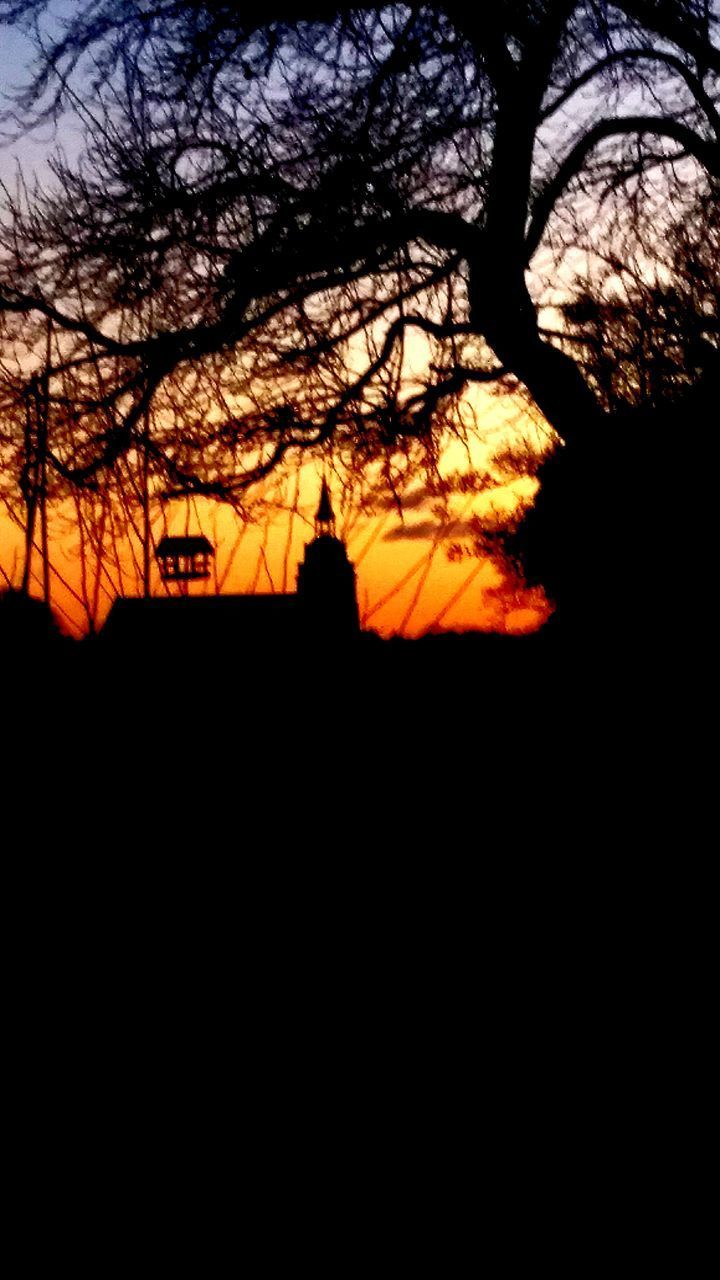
<box><xmin>155</xmin><ymin>535</ymin><xmax>214</xmax><ymax>588</ymax></box>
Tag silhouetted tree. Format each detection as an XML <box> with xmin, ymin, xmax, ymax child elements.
<box><xmin>553</xmin><ymin>176</ymin><xmax>719</xmax><ymax>410</ymax></box>
<box><xmin>0</xmin><ymin>1</ymin><xmax>718</xmax><ymax>637</ymax></box>
<box><xmin>0</xmin><ymin>306</ymin><xmax>56</xmax><ymax>596</ymax></box>
<box><xmin>513</xmin><ymin>174</ymin><xmax>720</xmax><ymax>643</ymax></box>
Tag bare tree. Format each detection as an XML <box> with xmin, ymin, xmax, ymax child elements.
<box><xmin>555</xmin><ymin>177</ymin><xmax>720</xmax><ymax>410</ymax></box>
<box><xmin>0</xmin><ymin>1</ymin><xmax>718</xmax><ymax>635</ymax></box>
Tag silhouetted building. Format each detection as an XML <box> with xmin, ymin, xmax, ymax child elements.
<box><xmin>102</xmin><ymin>484</ymin><xmax>360</xmax><ymax>651</ymax></box>
<box><xmin>297</xmin><ymin>480</ymin><xmax>360</xmax><ymax>638</ymax></box>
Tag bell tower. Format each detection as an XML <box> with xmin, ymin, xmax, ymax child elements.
<box><xmin>296</xmin><ymin>481</ymin><xmax>360</xmax><ymax>638</ymax></box>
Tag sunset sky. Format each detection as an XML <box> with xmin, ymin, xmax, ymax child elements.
<box><xmin>0</xmin><ymin>13</ymin><xmax>554</xmax><ymax>640</ymax></box>
<box><xmin>0</xmin><ymin>380</ymin><xmax>553</xmax><ymax>638</ymax></box>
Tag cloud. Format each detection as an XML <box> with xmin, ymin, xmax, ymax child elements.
<box><xmin>372</xmin><ymin>484</ymin><xmax>435</xmax><ymax>512</ymax></box>
<box><xmin>382</xmin><ymin>518</ymin><xmax>492</xmax><ymax>543</ymax></box>
<box><xmin>369</xmin><ymin>469</ymin><xmax>508</xmax><ymax>515</ymax></box>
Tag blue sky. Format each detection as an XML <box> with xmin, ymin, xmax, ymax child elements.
<box><xmin>1</xmin><ymin>22</ymin><xmax>40</xmax><ymax>178</ymax></box>
<box><xmin>0</xmin><ymin>10</ymin><xmax>77</xmax><ymax>183</ymax></box>
<box><xmin>0</xmin><ymin>18</ymin><xmax>34</xmax><ymax>84</ymax></box>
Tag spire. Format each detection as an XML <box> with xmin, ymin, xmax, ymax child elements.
<box><xmin>315</xmin><ymin>478</ymin><xmax>336</xmax><ymax>536</ymax></box>
<box><xmin>298</xmin><ymin>479</ymin><xmax>360</xmax><ymax>636</ymax></box>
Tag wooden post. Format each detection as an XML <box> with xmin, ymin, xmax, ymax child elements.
<box><xmin>142</xmin><ymin>402</ymin><xmax>151</xmax><ymax>598</ymax></box>
<box><xmin>21</xmin><ymin>397</ymin><xmax>37</xmax><ymax>596</ymax></box>
<box><xmin>39</xmin><ymin>317</ymin><xmax>52</xmax><ymax>607</ymax></box>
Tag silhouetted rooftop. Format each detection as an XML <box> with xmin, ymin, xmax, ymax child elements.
<box><xmin>156</xmin><ymin>534</ymin><xmax>214</xmax><ymax>557</ymax></box>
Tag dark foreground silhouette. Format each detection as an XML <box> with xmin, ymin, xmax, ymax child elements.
<box><xmin>4</xmin><ymin>348</ymin><xmax>713</xmax><ymax>741</ymax></box>
<box><xmin>0</xmin><ymin>597</ymin><xmax>681</xmax><ymax>731</ymax></box>
<box><xmin>515</xmin><ymin>351</ymin><xmax>720</xmax><ymax>655</ymax></box>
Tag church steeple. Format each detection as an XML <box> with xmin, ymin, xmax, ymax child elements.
<box><xmin>297</xmin><ymin>478</ymin><xmax>360</xmax><ymax>637</ymax></box>
<box><xmin>315</xmin><ymin>478</ymin><xmax>336</xmax><ymax>537</ymax></box>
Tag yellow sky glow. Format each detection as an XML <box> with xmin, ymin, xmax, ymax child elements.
<box><xmin>0</xmin><ymin>382</ymin><xmax>555</xmax><ymax>638</ymax></box>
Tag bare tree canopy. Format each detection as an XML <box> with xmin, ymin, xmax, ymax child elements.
<box><xmin>1</xmin><ymin>1</ymin><xmax>718</xmax><ymax>631</ymax></box>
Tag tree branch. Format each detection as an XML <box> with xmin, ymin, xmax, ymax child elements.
<box><xmin>526</xmin><ymin>114</ymin><xmax>720</xmax><ymax>261</ymax></box>
<box><xmin>542</xmin><ymin>46</ymin><xmax>720</xmax><ymax>141</ymax></box>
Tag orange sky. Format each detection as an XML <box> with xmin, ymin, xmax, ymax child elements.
<box><xmin>0</xmin><ymin>48</ymin><xmax>557</xmax><ymax>642</ymax></box>
<box><xmin>0</xmin><ymin>383</ymin><xmax>555</xmax><ymax>638</ymax></box>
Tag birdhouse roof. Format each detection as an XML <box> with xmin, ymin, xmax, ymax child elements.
<box><xmin>156</xmin><ymin>534</ymin><xmax>214</xmax><ymax>558</ymax></box>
